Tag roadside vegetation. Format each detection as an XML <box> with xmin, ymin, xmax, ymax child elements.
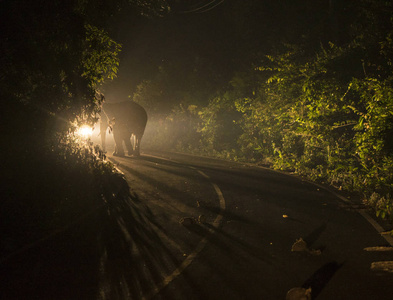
<box><xmin>138</xmin><ymin>1</ymin><xmax>393</xmax><ymax>223</ymax></box>
<box><xmin>1</xmin><ymin>0</ymin><xmax>392</xmax><ymax>261</ymax></box>
<box><xmin>0</xmin><ymin>0</ymin><xmax>168</xmax><ymax>259</ymax></box>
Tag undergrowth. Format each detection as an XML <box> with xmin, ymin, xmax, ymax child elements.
<box><xmin>0</xmin><ymin>132</ymin><xmax>129</xmax><ymax>258</ymax></box>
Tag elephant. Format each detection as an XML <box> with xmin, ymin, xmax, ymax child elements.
<box><xmin>100</xmin><ymin>101</ymin><xmax>147</xmax><ymax>157</ymax></box>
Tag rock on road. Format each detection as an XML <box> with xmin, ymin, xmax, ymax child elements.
<box><xmin>106</xmin><ymin>150</ymin><xmax>393</xmax><ymax>300</ymax></box>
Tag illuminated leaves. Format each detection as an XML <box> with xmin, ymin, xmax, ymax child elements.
<box><xmin>82</xmin><ymin>24</ymin><xmax>122</xmax><ymax>86</ymax></box>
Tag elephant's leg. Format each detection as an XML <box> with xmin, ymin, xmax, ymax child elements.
<box><xmin>134</xmin><ymin>134</ymin><xmax>141</xmax><ymax>156</ymax></box>
<box><xmin>112</xmin><ymin>125</ymin><xmax>125</xmax><ymax>156</ymax></box>
<box><xmin>131</xmin><ymin>134</ymin><xmax>137</xmax><ymax>153</ymax></box>
<box><xmin>124</xmin><ymin>136</ymin><xmax>133</xmax><ymax>156</ymax></box>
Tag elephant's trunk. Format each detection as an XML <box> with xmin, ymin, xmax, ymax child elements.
<box><xmin>100</xmin><ymin>119</ymin><xmax>107</xmax><ymax>152</ymax></box>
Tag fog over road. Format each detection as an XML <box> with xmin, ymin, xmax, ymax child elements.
<box><xmin>108</xmin><ymin>150</ymin><xmax>393</xmax><ymax>300</ymax></box>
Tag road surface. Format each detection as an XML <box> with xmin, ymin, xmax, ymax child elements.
<box><xmin>105</xmin><ymin>150</ymin><xmax>393</xmax><ymax>300</ymax></box>
<box><xmin>1</xmin><ymin>150</ymin><xmax>392</xmax><ymax>299</ymax></box>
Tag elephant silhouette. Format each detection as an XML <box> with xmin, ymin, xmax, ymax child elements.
<box><xmin>100</xmin><ymin>101</ymin><xmax>147</xmax><ymax>157</ymax></box>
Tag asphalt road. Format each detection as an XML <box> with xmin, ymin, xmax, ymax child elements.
<box><xmin>105</xmin><ymin>150</ymin><xmax>393</xmax><ymax>300</ymax></box>
<box><xmin>1</xmin><ymin>150</ymin><xmax>392</xmax><ymax>300</ymax></box>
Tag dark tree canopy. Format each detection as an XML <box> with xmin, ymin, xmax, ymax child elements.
<box><xmin>0</xmin><ymin>0</ymin><xmax>168</xmax><ymax>134</ymax></box>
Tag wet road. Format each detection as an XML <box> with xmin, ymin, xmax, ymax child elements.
<box><xmin>1</xmin><ymin>150</ymin><xmax>392</xmax><ymax>299</ymax></box>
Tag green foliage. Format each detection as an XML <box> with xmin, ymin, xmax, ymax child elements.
<box><xmin>82</xmin><ymin>25</ymin><xmax>121</xmax><ymax>86</ymax></box>
<box><xmin>364</xmin><ymin>193</ymin><xmax>393</xmax><ymax>222</ymax></box>
<box><xmin>349</xmin><ymin>78</ymin><xmax>393</xmax><ymax>192</ymax></box>
<box><xmin>198</xmin><ymin>96</ymin><xmax>242</xmax><ymax>156</ymax></box>
<box><xmin>1</xmin><ymin>0</ymin><xmax>169</xmax><ymax>132</ymax></box>
<box><xmin>142</xmin><ymin>0</ymin><xmax>393</xmax><ymax>221</ymax></box>
<box><xmin>247</xmin><ymin>37</ymin><xmax>392</xmax><ymax>219</ymax></box>
<box><xmin>0</xmin><ymin>0</ymin><xmax>170</xmax><ymax>256</ymax></box>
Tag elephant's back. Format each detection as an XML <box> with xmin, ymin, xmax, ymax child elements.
<box><xmin>125</xmin><ymin>101</ymin><xmax>147</xmax><ymax>129</ymax></box>
<box><xmin>104</xmin><ymin>101</ymin><xmax>146</xmax><ymax>121</ymax></box>
<box><xmin>103</xmin><ymin>101</ymin><xmax>147</xmax><ymax>133</ymax></box>
<box><xmin>126</xmin><ymin>101</ymin><xmax>147</xmax><ymax>122</ymax></box>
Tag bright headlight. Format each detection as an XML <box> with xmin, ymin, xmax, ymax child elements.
<box><xmin>76</xmin><ymin>125</ymin><xmax>93</xmax><ymax>139</ymax></box>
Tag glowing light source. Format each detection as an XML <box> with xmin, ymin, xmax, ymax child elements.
<box><xmin>76</xmin><ymin>125</ymin><xmax>93</xmax><ymax>139</ymax></box>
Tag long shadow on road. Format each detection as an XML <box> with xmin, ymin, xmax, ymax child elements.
<box><xmin>0</xmin><ymin>190</ymin><xmax>187</xmax><ymax>299</ymax></box>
